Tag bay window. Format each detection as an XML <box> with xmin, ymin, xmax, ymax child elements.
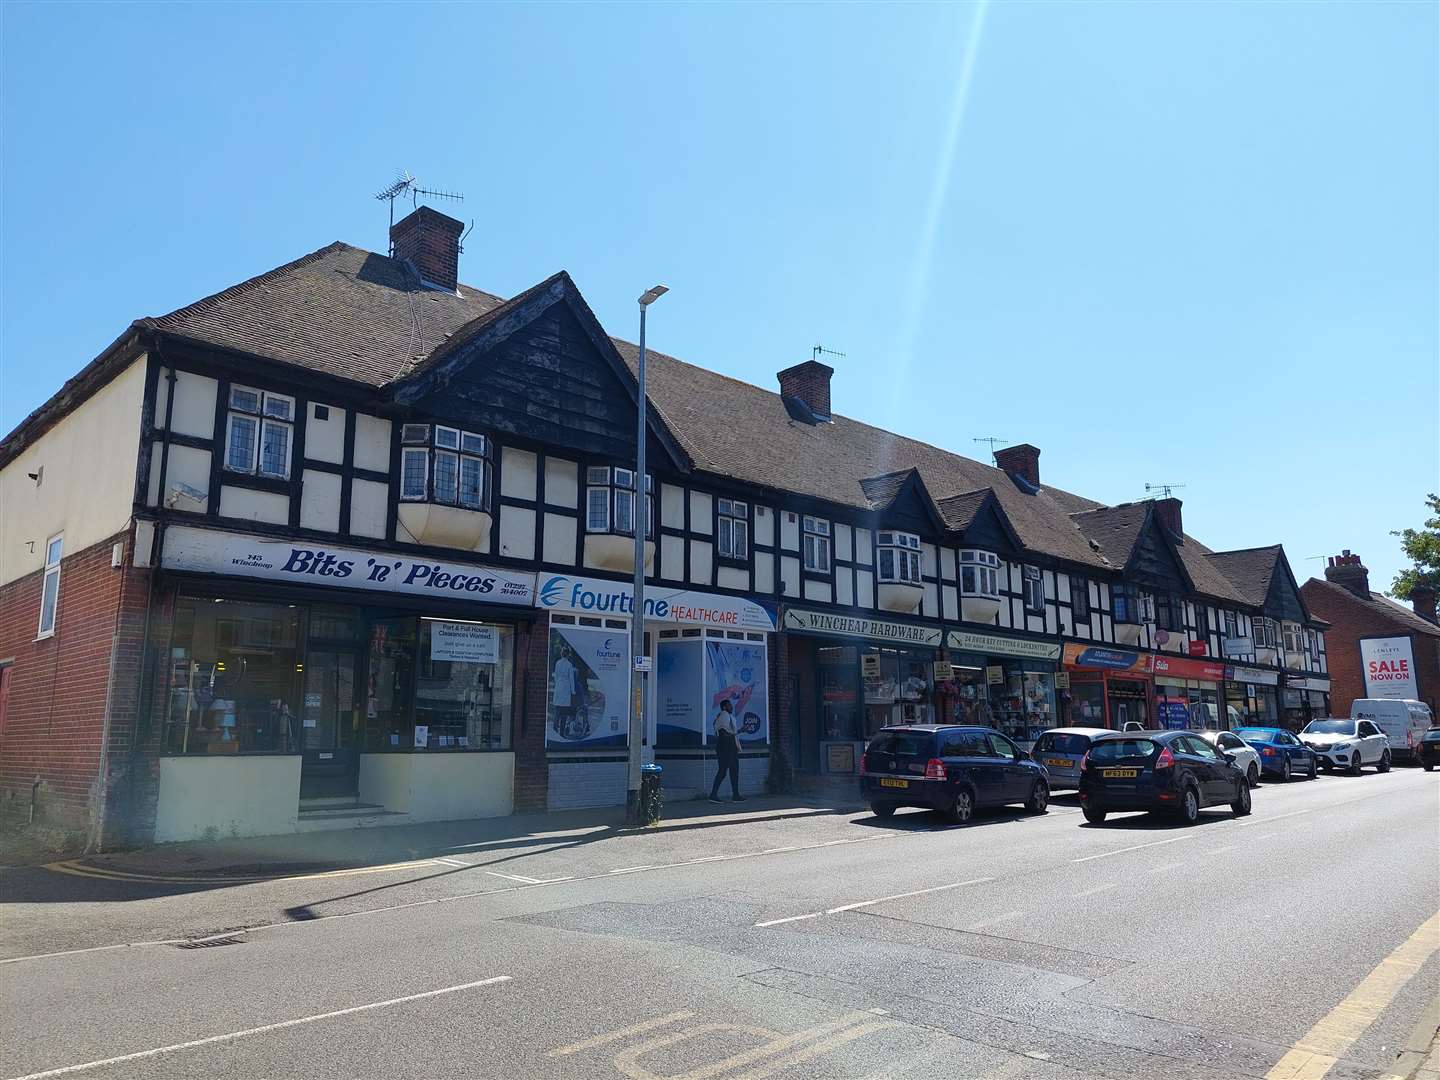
<box><xmin>586</xmin><ymin>467</ymin><xmax>652</xmax><ymax>537</ymax></box>
<box><xmin>399</xmin><ymin>425</ymin><xmax>490</xmax><ymax>509</ymax></box>
<box><xmin>958</xmin><ymin>549</ymin><xmax>1001</xmax><ymax>598</ymax></box>
<box><xmin>802</xmin><ymin>516</ymin><xmax>831</xmax><ymax>573</ymax></box>
<box><xmin>718</xmin><ymin>498</ymin><xmax>749</xmax><ymax>559</ymax></box>
<box><xmin>225</xmin><ymin>386</ymin><xmax>293</xmax><ymax>479</ymax></box>
<box><xmin>877</xmin><ymin>531</ymin><xmax>921</xmax><ymax>584</ymax></box>
<box><xmin>1254</xmin><ymin>617</ymin><xmax>1278</xmax><ymax>649</ymax></box>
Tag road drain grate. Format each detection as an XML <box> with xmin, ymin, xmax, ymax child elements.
<box><xmin>174</xmin><ymin>935</ymin><xmax>245</xmax><ymax>950</ymax></box>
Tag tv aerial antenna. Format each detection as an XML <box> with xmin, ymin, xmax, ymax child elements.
<box><xmin>812</xmin><ymin>344</ymin><xmax>846</xmax><ymax>363</ymax></box>
<box><xmin>973</xmin><ymin>436</ymin><xmax>1007</xmax><ymax>464</ymax></box>
<box><xmin>1144</xmin><ymin>482</ymin><xmax>1187</xmax><ymax>499</ymax></box>
<box><xmin>374</xmin><ymin>171</ymin><xmax>465</xmax><ymax>252</ymax></box>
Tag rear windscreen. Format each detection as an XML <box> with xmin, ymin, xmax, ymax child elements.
<box><xmin>1234</xmin><ymin>729</ymin><xmax>1274</xmax><ymax>743</ymax></box>
<box><xmin>1087</xmin><ymin>739</ymin><xmax>1157</xmax><ymax>762</ymax></box>
<box><xmin>1039</xmin><ymin>734</ymin><xmax>1090</xmax><ymax>755</ymax></box>
<box><xmin>867</xmin><ymin>732</ymin><xmax>934</xmax><ymax>758</ymax></box>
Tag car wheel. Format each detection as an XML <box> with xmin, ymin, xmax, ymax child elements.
<box><xmin>1308</xmin><ymin>757</ymin><xmax>1317</xmax><ymax>780</ymax></box>
<box><xmin>1247</xmin><ymin>763</ymin><xmax>1259</xmax><ymax>788</ymax></box>
<box><xmin>1231</xmin><ymin>778</ymin><xmax>1252</xmax><ymax>817</ymax></box>
<box><xmin>870</xmin><ymin>802</ymin><xmax>895</xmax><ymax>819</ymax></box>
<box><xmin>945</xmin><ymin>788</ymin><xmax>974</xmax><ymax>826</ymax></box>
<box><xmin>1378</xmin><ymin>750</ymin><xmax>1391</xmax><ymax>774</ymax></box>
<box><xmin>1321</xmin><ymin>762</ymin><xmax>1333</xmax><ymax>773</ymax></box>
<box><xmin>1083</xmin><ymin>807</ymin><xmax>1107</xmax><ymax>824</ymax></box>
<box><xmin>1349</xmin><ymin>753</ymin><xmax>1363</xmax><ymax>776</ymax></box>
<box><xmin>1025</xmin><ymin>780</ymin><xmax>1049</xmax><ymax>815</ymax></box>
<box><xmin>1425</xmin><ymin>762</ymin><xmax>1434</xmax><ymax>772</ymax></box>
<box><xmin>1179</xmin><ymin>784</ymin><xmax>1200</xmax><ymax>825</ymax></box>
<box><xmin>1280</xmin><ymin>758</ymin><xmax>1291</xmax><ymax>783</ymax></box>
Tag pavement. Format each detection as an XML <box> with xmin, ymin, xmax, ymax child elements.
<box><xmin>2</xmin><ymin>766</ymin><xmax>1437</xmax><ymax>1079</ymax></box>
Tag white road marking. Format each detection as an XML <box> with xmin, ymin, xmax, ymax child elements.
<box><xmin>484</xmin><ymin>870</ymin><xmax>545</xmax><ymax>884</ymax></box>
<box><xmin>825</xmin><ymin>876</ymin><xmax>995</xmax><ymax>914</ymax></box>
<box><xmin>1074</xmin><ymin>882</ymin><xmax>1118</xmax><ymax>898</ymax></box>
<box><xmin>546</xmin><ymin>1010</ymin><xmax>695</xmax><ymax>1057</ymax></box>
<box><xmin>1071</xmin><ymin>835</ymin><xmax>1193</xmax><ymax>863</ymax></box>
<box><xmin>753</xmin><ymin>913</ymin><xmax>824</xmax><ymax>928</ymax></box>
<box><xmin>609</xmin><ymin>865</ymin><xmax>658</xmax><ymax>874</ymax></box>
<box><xmin>3</xmin><ymin>976</ymin><xmax>512</xmax><ymax>1080</ymax></box>
<box><xmin>432</xmin><ymin>857</ymin><xmax>471</xmax><ymax>868</ymax></box>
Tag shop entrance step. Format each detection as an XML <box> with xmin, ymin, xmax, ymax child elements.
<box><xmin>295</xmin><ymin>801</ymin><xmax>409</xmax><ymax>832</ymax></box>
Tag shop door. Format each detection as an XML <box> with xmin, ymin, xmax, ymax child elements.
<box><xmin>300</xmin><ymin>649</ymin><xmax>361</xmax><ymax>799</ymax></box>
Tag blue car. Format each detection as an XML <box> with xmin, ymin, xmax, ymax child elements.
<box><xmin>1234</xmin><ymin>727</ymin><xmax>1318</xmax><ymax>782</ymax></box>
<box><xmin>860</xmin><ymin>724</ymin><xmax>1051</xmax><ymax>824</ymax></box>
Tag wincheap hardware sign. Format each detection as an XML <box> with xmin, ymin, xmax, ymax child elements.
<box><xmin>162</xmin><ymin>527</ymin><xmax>535</xmax><ymax>605</ymax></box>
<box><xmin>536</xmin><ymin>574</ymin><xmax>776</xmax><ymax>631</ymax></box>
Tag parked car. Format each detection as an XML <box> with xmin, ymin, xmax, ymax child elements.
<box><xmin>1300</xmin><ymin>717</ymin><xmax>1391</xmax><ymax>774</ymax></box>
<box><xmin>1419</xmin><ymin>727</ymin><xmax>1440</xmax><ymax>772</ymax></box>
<box><xmin>860</xmin><ymin>724</ymin><xmax>1050</xmax><ymax>824</ymax></box>
<box><xmin>1350</xmin><ymin>699</ymin><xmax>1434</xmax><ymax>762</ymax></box>
<box><xmin>1077</xmin><ymin>730</ymin><xmax>1251</xmax><ymax>825</ymax></box>
<box><xmin>1233</xmin><ymin>727</ymin><xmax>1318</xmax><ymax>782</ymax></box>
<box><xmin>1030</xmin><ymin>728</ymin><xmax>1111</xmax><ymax>791</ymax></box>
<box><xmin>1201</xmin><ymin>730</ymin><xmax>1261</xmax><ymax>787</ymax></box>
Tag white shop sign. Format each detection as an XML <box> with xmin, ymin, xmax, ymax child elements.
<box><xmin>783</xmin><ymin>608</ymin><xmax>942</xmax><ymax>647</ymax></box>
<box><xmin>1360</xmin><ymin>636</ymin><xmax>1418</xmax><ymax>700</ymax></box>
<box><xmin>1226</xmin><ymin>665</ymin><xmax>1279</xmax><ymax>687</ymax></box>
<box><xmin>1223</xmin><ymin>636</ymin><xmax>1255</xmax><ymax>657</ymax></box>
<box><xmin>162</xmin><ymin>526</ymin><xmax>535</xmax><ymax>605</ymax></box>
<box><xmin>946</xmin><ymin>630</ymin><xmax>1061</xmax><ymax>661</ymax></box>
<box><xmin>536</xmin><ymin>573</ymin><xmax>776</xmax><ymax>632</ymax></box>
<box><xmin>429</xmin><ymin>621</ymin><xmax>499</xmax><ymax>664</ymax></box>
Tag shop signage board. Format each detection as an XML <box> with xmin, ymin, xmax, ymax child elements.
<box><xmin>536</xmin><ymin>574</ymin><xmax>776</xmax><ymax>632</ymax></box>
<box><xmin>657</xmin><ymin>640</ymin><xmax>704</xmax><ymax>747</ymax></box>
<box><xmin>1225</xmin><ymin>664</ymin><xmax>1280</xmax><ymax>687</ymax></box>
<box><xmin>1187</xmin><ymin>640</ymin><xmax>1207</xmax><ymax>657</ymax></box>
<box><xmin>428</xmin><ymin>621</ymin><xmax>499</xmax><ymax>664</ymax></box>
<box><xmin>1359</xmin><ymin>637</ymin><xmax>1417</xmax><ymax>700</ymax></box>
<box><xmin>932</xmin><ymin>660</ymin><xmax>954</xmax><ymax>682</ymax></box>
<box><xmin>986</xmin><ymin>666</ymin><xmax>1005</xmax><ymax>685</ymax></box>
<box><xmin>861</xmin><ymin>654</ymin><xmax>882</xmax><ymax>677</ymax></box>
<box><xmin>1223</xmin><ymin>636</ymin><xmax>1255</xmax><ymax>657</ymax></box>
<box><xmin>706</xmin><ymin>638</ymin><xmax>769</xmax><ymax>746</ymax></box>
<box><xmin>783</xmin><ymin>608</ymin><xmax>942</xmax><ymax>647</ymax></box>
<box><xmin>945</xmin><ymin>630</ymin><xmax>1061</xmax><ymax>661</ymax></box>
<box><xmin>162</xmin><ymin>526</ymin><xmax>535</xmax><ymax>605</ymax></box>
<box><xmin>1152</xmin><ymin>656</ymin><xmax>1226</xmax><ymax>682</ymax></box>
<box><xmin>1286</xmin><ymin>676</ymin><xmax>1331</xmax><ymax>692</ymax></box>
<box><xmin>1061</xmin><ymin>643</ymin><xmax>1153</xmax><ymax>674</ymax></box>
<box><xmin>1054</xmin><ymin>671</ymin><xmax>1070</xmax><ymax>689</ymax></box>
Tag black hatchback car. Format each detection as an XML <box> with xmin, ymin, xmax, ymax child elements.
<box><xmin>1077</xmin><ymin>729</ymin><xmax>1252</xmax><ymax>825</ymax></box>
<box><xmin>1420</xmin><ymin>727</ymin><xmax>1440</xmax><ymax>771</ymax></box>
<box><xmin>860</xmin><ymin>725</ymin><xmax>1050</xmax><ymax>824</ymax></box>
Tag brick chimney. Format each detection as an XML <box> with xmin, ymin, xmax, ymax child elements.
<box><xmin>1324</xmin><ymin>550</ymin><xmax>1371</xmax><ymax>600</ymax></box>
<box><xmin>390</xmin><ymin>205</ymin><xmax>465</xmax><ymax>291</ymax></box>
<box><xmin>777</xmin><ymin>360</ymin><xmax>833</xmax><ymax>422</ymax></box>
<box><xmin>1412</xmin><ymin>585</ymin><xmax>1437</xmax><ymax>625</ymax></box>
<box><xmin>1153</xmin><ymin>497</ymin><xmax>1184</xmax><ymax>539</ymax></box>
<box><xmin>994</xmin><ymin>443</ymin><xmax>1040</xmax><ymax>489</ymax></box>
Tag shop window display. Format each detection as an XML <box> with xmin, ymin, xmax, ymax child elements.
<box><xmin>817</xmin><ymin>646</ymin><xmax>860</xmax><ymax>742</ymax></box>
<box><xmin>414</xmin><ymin>619</ymin><xmax>515</xmax><ymax>750</ymax></box>
<box><xmin>993</xmin><ymin>665</ymin><xmax>1057</xmax><ymax>744</ymax></box>
<box><xmin>861</xmin><ymin>647</ymin><xmax>933</xmax><ymax>735</ymax></box>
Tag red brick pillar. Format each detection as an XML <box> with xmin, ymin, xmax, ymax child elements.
<box><xmin>512</xmin><ymin>613</ymin><xmax>550</xmax><ymax>812</ymax></box>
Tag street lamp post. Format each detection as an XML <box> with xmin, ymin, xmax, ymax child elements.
<box><xmin>627</xmin><ymin>284</ymin><xmax>668</xmax><ymax>825</ymax></box>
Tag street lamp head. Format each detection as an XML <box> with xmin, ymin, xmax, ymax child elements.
<box><xmin>638</xmin><ymin>284</ymin><xmax>669</xmax><ymax>307</ymax></box>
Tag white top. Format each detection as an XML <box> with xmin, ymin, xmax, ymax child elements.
<box><xmin>714</xmin><ymin>709</ymin><xmax>737</xmax><ymax>737</ymax></box>
<box><xmin>552</xmin><ymin>657</ymin><xmax>577</xmax><ymax>708</ymax></box>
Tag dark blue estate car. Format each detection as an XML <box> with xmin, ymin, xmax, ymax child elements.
<box><xmin>860</xmin><ymin>725</ymin><xmax>1050</xmax><ymax>824</ymax></box>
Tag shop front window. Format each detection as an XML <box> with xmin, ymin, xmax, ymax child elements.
<box><xmin>365</xmin><ymin>617</ymin><xmax>417</xmax><ymax>749</ymax></box>
<box><xmin>164</xmin><ymin>598</ymin><xmax>302</xmax><ymax>754</ymax></box>
<box><xmin>993</xmin><ymin>663</ymin><xmax>1057</xmax><ymax>744</ymax></box>
<box><xmin>817</xmin><ymin>646</ymin><xmax>860</xmax><ymax>741</ymax></box>
<box><xmin>950</xmin><ymin>665</ymin><xmax>996</xmax><ymax>726</ymax></box>
<box><xmin>861</xmin><ymin>646</ymin><xmax>934</xmax><ymax>734</ymax></box>
<box><xmin>414</xmin><ymin>619</ymin><xmax>515</xmax><ymax>750</ymax></box>
<box><xmin>1066</xmin><ymin>678</ymin><xmax>1106</xmax><ymax>727</ymax></box>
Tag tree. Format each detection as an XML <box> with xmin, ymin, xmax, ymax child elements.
<box><xmin>1391</xmin><ymin>493</ymin><xmax>1440</xmax><ymax>598</ymax></box>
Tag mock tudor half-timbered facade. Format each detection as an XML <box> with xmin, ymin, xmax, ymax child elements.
<box><xmin>0</xmin><ymin>206</ymin><xmax>1330</xmax><ymax>846</ymax></box>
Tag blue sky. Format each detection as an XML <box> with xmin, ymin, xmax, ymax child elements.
<box><xmin>3</xmin><ymin>2</ymin><xmax>1435</xmax><ymax>594</ymax></box>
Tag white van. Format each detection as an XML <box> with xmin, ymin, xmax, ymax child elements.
<box><xmin>1350</xmin><ymin>699</ymin><xmax>1434</xmax><ymax>761</ymax></box>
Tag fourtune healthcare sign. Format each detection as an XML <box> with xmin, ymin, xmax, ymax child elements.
<box><xmin>1359</xmin><ymin>636</ymin><xmax>1418</xmax><ymax>700</ymax></box>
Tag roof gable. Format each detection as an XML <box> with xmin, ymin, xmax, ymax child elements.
<box><xmin>1263</xmin><ymin>550</ymin><xmax>1309</xmax><ymax>623</ymax></box>
<box><xmin>860</xmin><ymin>469</ymin><xmax>947</xmax><ymax>535</ymax></box>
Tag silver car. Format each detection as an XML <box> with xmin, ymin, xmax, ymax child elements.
<box><xmin>1030</xmin><ymin>727</ymin><xmax>1111</xmax><ymax>791</ymax></box>
<box><xmin>1301</xmin><ymin>717</ymin><xmax>1392</xmax><ymax>774</ymax></box>
<box><xmin>1201</xmin><ymin>729</ymin><xmax>1261</xmax><ymax>787</ymax></box>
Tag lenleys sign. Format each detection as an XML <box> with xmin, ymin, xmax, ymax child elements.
<box><xmin>536</xmin><ymin>574</ymin><xmax>777</xmax><ymax>631</ymax></box>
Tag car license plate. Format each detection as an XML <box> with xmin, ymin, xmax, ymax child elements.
<box><xmin>1045</xmin><ymin>758</ymin><xmax>1074</xmax><ymax>768</ymax></box>
<box><xmin>1102</xmin><ymin>768</ymin><xmax>1139</xmax><ymax>779</ymax></box>
<box><xmin>879</xmin><ymin>778</ymin><xmax>909</xmax><ymax>789</ymax></box>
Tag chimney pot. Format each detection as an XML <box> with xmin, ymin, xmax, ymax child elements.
<box><xmin>1323</xmin><ymin>549</ymin><xmax>1371</xmax><ymax>600</ymax></box>
<box><xmin>777</xmin><ymin>360</ymin><xmax>833</xmax><ymax>422</ymax></box>
<box><xmin>993</xmin><ymin>443</ymin><xmax>1041</xmax><ymax>490</ymax></box>
<box><xmin>390</xmin><ymin>205</ymin><xmax>465</xmax><ymax>292</ymax></box>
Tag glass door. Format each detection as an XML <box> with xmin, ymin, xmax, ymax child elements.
<box><xmin>300</xmin><ymin>649</ymin><xmax>361</xmax><ymax>799</ymax></box>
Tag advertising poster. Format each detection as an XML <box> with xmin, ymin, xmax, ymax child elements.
<box><xmin>657</xmin><ymin>640</ymin><xmax>704</xmax><ymax>747</ymax></box>
<box><xmin>429</xmin><ymin>621</ymin><xmax>498</xmax><ymax>664</ymax></box>
<box><xmin>705</xmin><ymin>640</ymin><xmax>768</xmax><ymax>746</ymax></box>
<box><xmin>1360</xmin><ymin>637</ymin><xmax>1417</xmax><ymax>700</ymax></box>
<box><xmin>546</xmin><ymin>625</ymin><xmax>629</xmax><ymax>749</ymax></box>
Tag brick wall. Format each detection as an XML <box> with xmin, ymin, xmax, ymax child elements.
<box><xmin>776</xmin><ymin>360</ymin><xmax>833</xmax><ymax>419</ymax></box>
<box><xmin>512</xmin><ymin>614</ymin><xmax>551</xmax><ymax>811</ymax></box>
<box><xmin>0</xmin><ymin>529</ymin><xmax>150</xmax><ymax>836</ymax></box>
<box><xmin>1300</xmin><ymin>582</ymin><xmax>1440</xmax><ymax>716</ymax></box>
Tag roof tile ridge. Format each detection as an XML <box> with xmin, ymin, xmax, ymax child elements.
<box><xmin>152</xmin><ymin>241</ymin><xmax>352</xmax><ymax>324</ymax></box>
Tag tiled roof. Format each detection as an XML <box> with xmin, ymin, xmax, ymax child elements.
<box><xmin>859</xmin><ymin>470</ymin><xmax>916</xmax><ymax>510</ymax></box>
<box><xmin>1204</xmin><ymin>546</ymin><xmax>1283</xmax><ymax>608</ymax></box>
<box><xmin>1303</xmin><ymin>579</ymin><xmax>1440</xmax><ymax>639</ymax></box>
<box><xmin>43</xmin><ymin>239</ymin><xmax>1296</xmax><ymax>592</ymax></box>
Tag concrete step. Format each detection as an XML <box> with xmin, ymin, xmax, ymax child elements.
<box><xmin>294</xmin><ymin>807</ymin><xmax>409</xmax><ymax>833</ymax></box>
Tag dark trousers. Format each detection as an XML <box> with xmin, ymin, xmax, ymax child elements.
<box><xmin>710</xmin><ymin>733</ymin><xmax>740</xmax><ymax>798</ymax></box>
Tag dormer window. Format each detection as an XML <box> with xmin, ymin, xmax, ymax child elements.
<box><xmin>399</xmin><ymin>424</ymin><xmax>490</xmax><ymax>509</ymax></box>
<box><xmin>876</xmin><ymin>531</ymin><xmax>921</xmax><ymax>585</ymax></box>
<box><xmin>959</xmin><ymin>550</ymin><xmax>1001</xmax><ymax>599</ymax></box>
<box><xmin>586</xmin><ymin>467</ymin><xmax>652</xmax><ymax>538</ymax></box>
<box><xmin>225</xmin><ymin>386</ymin><xmax>293</xmax><ymax>479</ymax></box>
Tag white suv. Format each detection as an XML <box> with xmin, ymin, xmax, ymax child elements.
<box><xmin>1300</xmin><ymin>718</ymin><xmax>1392</xmax><ymax>775</ymax></box>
